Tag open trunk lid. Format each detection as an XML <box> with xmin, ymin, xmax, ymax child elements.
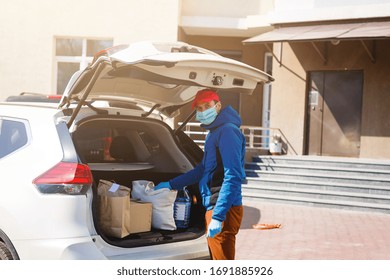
<box><xmin>59</xmin><ymin>41</ymin><xmax>273</xmax><ymax>123</ymax></box>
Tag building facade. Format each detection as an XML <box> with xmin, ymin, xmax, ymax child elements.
<box><xmin>0</xmin><ymin>0</ymin><xmax>272</xmax><ymax>130</ymax></box>
<box><xmin>0</xmin><ymin>0</ymin><xmax>181</xmax><ymax>99</ymax></box>
<box><xmin>1</xmin><ymin>0</ymin><xmax>390</xmax><ymax>159</ymax></box>
<box><xmin>245</xmin><ymin>0</ymin><xmax>390</xmax><ymax>159</ymax></box>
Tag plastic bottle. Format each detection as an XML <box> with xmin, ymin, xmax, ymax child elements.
<box><xmin>174</xmin><ymin>186</ymin><xmax>191</xmax><ymax>229</ymax></box>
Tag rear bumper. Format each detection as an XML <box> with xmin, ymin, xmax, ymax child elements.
<box><xmin>13</xmin><ymin>237</ymin><xmax>106</xmax><ymax>260</ymax></box>
<box><xmin>96</xmin><ymin>235</ymin><xmax>210</xmax><ymax>260</ymax></box>
<box><xmin>12</xmin><ymin>235</ymin><xmax>209</xmax><ymax>260</ymax></box>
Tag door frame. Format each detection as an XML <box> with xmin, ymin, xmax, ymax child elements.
<box><xmin>304</xmin><ymin>70</ymin><xmax>364</xmax><ymax>157</ymax></box>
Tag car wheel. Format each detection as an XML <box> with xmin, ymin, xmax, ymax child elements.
<box><xmin>0</xmin><ymin>241</ymin><xmax>13</xmax><ymax>260</ymax></box>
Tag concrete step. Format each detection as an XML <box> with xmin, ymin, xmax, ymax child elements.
<box><xmin>245</xmin><ymin>162</ymin><xmax>390</xmax><ymax>178</ymax></box>
<box><xmin>243</xmin><ymin>155</ymin><xmax>390</xmax><ymax>214</ymax></box>
<box><xmin>242</xmin><ymin>191</ymin><xmax>390</xmax><ymax>214</ymax></box>
<box><xmin>245</xmin><ymin>169</ymin><xmax>390</xmax><ymax>187</ymax></box>
<box><xmin>242</xmin><ymin>183</ymin><xmax>390</xmax><ymax>204</ymax></box>
<box><xmin>251</xmin><ymin>155</ymin><xmax>390</xmax><ymax>171</ymax></box>
<box><xmin>243</xmin><ymin>177</ymin><xmax>390</xmax><ymax>195</ymax></box>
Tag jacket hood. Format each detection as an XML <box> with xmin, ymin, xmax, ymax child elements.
<box><xmin>201</xmin><ymin>105</ymin><xmax>242</xmax><ymax>130</ymax></box>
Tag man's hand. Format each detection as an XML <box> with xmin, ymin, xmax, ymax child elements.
<box><xmin>207</xmin><ymin>219</ymin><xmax>223</xmax><ymax>238</ymax></box>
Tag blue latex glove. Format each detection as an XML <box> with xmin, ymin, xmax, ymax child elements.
<box><xmin>154</xmin><ymin>181</ymin><xmax>172</xmax><ymax>191</ymax></box>
<box><xmin>207</xmin><ymin>218</ymin><xmax>223</xmax><ymax>238</ymax></box>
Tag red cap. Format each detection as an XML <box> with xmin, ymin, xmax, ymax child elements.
<box><xmin>191</xmin><ymin>89</ymin><xmax>220</xmax><ymax>109</ymax></box>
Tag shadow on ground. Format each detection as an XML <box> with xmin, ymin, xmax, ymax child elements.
<box><xmin>241</xmin><ymin>205</ymin><xmax>261</xmax><ymax>229</ymax></box>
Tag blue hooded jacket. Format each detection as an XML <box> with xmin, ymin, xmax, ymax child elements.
<box><xmin>170</xmin><ymin>106</ymin><xmax>245</xmax><ymax>222</ymax></box>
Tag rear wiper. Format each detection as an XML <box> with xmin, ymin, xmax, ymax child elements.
<box><xmin>73</xmin><ymin>96</ymin><xmax>108</xmax><ymax>115</ymax></box>
<box><xmin>85</xmin><ymin>101</ymin><xmax>109</xmax><ymax>115</ymax></box>
<box><xmin>141</xmin><ymin>104</ymin><xmax>161</xmax><ymax>117</ymax></box>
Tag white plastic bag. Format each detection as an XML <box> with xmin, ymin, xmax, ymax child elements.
<box><xmin>131</xmin><ymin>180</ymin><xmax>177</xmax><ymax>230</ymax></box>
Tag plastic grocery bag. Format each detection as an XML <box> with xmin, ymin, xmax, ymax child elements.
<box><xmin>98</xmin><ymin>180</ymin><xmax>131</xmax><ymax>238</ymax></box>
<box><xmin>131</xmin><ymin>180</ymin><xmax>177</xmax><ymax>230</ymax></box>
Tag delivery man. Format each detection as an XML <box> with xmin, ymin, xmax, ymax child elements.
<box><xmin>155</xmin><ymin>88</ymin><xmax>245</xmax><ymax>260</ymax></box>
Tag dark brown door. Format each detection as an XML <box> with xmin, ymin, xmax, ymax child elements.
<box><xmin>306</xmin><ymin>71</ymin><xmax>363</xmax><ymax>157</ymax></box>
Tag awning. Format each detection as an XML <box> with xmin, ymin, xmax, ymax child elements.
<box><xmin>243</xmin><ymin>21</ymin><xmax>390</xmax><ymax>44</ymax></box>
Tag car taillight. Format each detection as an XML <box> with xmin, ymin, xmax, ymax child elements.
<box><xmin>47</xmin><ymin>95</ymin><xmax>62</xmax><ymax>100</ymax></box>
<box><xmin>33</xmin><ymin>162</ymin><xmax>93</xmax><ymax>195</ymax></box>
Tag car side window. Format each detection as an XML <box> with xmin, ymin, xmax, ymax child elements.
<box><xmin>0</xmin><ymin>118</ymin><xmax>29</xmax><ymax>159</ymax></box>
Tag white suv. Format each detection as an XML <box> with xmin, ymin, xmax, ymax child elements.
<box><xmin>0</xmin><ymin>41</ymin><xmax>271</xmax><ymax>260</ymax></box>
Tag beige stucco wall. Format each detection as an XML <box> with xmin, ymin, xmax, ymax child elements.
<box><xmin>240</xmin><ymin>43</ymin><xmax>267</xmax><ymax>126</ymax></box>
<box><xmin>269</xmin><ymin>43</ymin><xmax>307</xmax><ymax>155</ymax></box>
<box><xmin>359</xmin><ymin>40</ymin><xmax>390</xmax><ymax>158</ymax></box>
<box><xmin>269</xmin><ymin>39</ymin><xmax>390</xmax><ymax>159</ymax></box>
<box><xmin>182</xmin><ymin>0</ymin><xmax>272</xmax><ymax>17</ymax></box>
<box><xmin>0</xmin><ymin>0</ymin><xmax>180</xmax><ymax>100</ymax></box>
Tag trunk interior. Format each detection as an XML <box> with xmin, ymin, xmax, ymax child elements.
<box><xmin>72</xmin><ymin>115</ymin><xmax>206</xmax><ymax>248</ymax></box>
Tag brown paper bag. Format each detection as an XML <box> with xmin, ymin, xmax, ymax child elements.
<box><xmin>98</xmin><ymin>180</ymin><xmax>131</xmax><ymax>238</ymax></box>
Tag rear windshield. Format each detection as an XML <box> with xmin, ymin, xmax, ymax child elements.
<box><xmin>72</xmin><ymin>117</ymin><xmax>194</xmax><ymax>173</ymax></box>
<box><xmin>74</xmin><ymin>121</ymin><xmax>160</xmax><ymax>163</ymax></box>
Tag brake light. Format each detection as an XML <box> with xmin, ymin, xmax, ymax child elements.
<box><xmin>92</xmin><ymin>44</ymin><xmax>128</xmax><ymax>63</ymax></box>
<box><xmin>47</xmin><ymin>95</ymin><xmax>62</xmax><ymax>100</ymax></box>
<box><xmin>33</xmin><ymin>162</ymin><xmax>93</xmax><ymax>195</ymax></box>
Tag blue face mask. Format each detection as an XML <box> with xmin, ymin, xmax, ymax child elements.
<box><xmin>196</xmin><ymin>104</ymin><xmax>218</xmax><ymax>125</ymax></box>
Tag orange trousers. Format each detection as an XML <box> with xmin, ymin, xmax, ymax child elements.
<box><xmin>205</xmin><ymin>205</ymin><xmax>243</xmax><ymax>260</ymax></box>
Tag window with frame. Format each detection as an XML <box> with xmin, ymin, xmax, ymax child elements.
<box><xmin>54</xmin><ymin>38</ymin><xmax>113</xmax><ymax>95</ymax></box>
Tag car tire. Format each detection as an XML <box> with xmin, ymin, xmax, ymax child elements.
<box><xmin>0</xmin><ymin>241</ymin><xmax>13</xmax><ymax>260</ymax></box>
